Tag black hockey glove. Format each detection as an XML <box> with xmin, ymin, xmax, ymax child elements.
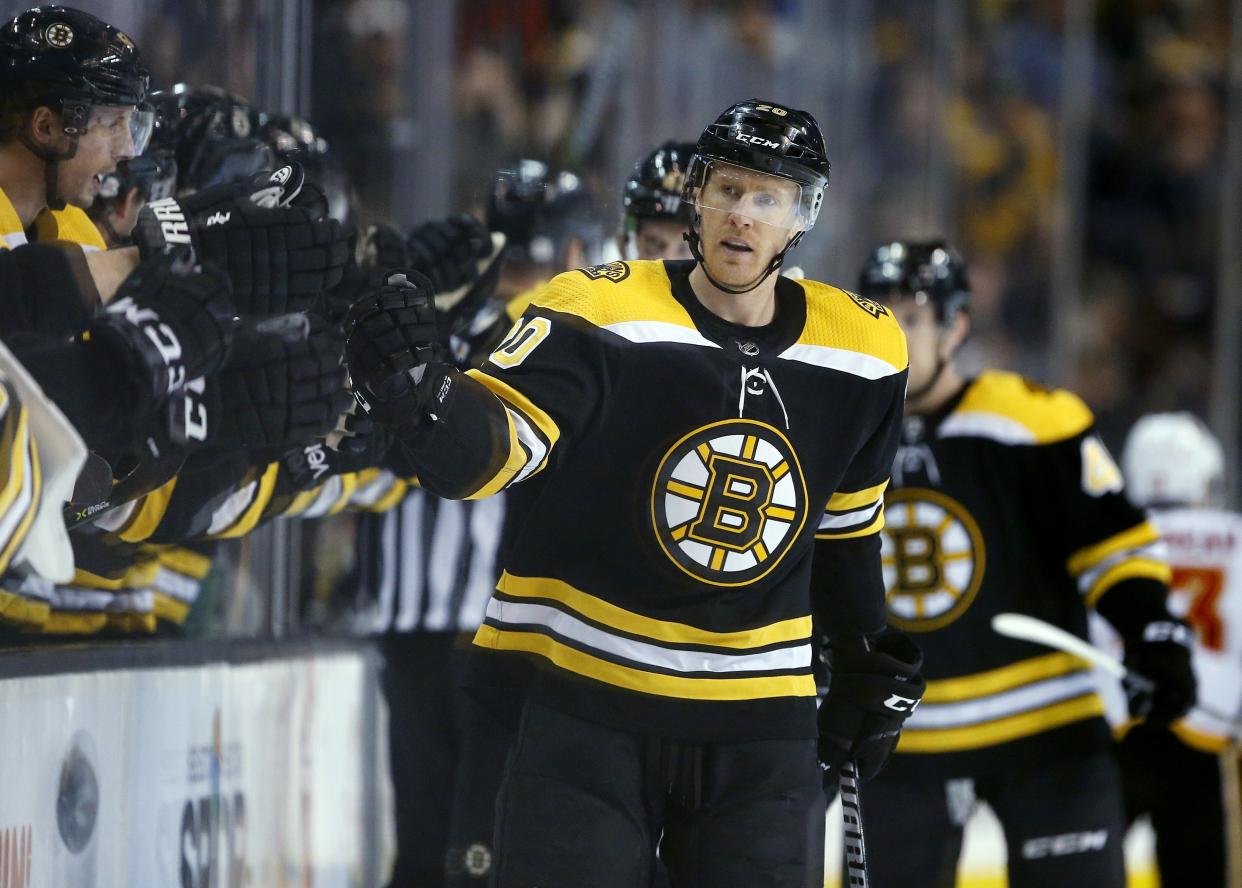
<box><xmin>318</xmin><ymin>224</ymin><xmax>412</xmax><ymax>325</ymax></box>
<box><xmin>406</xmin><ymin>214</ymin><xmax>493</xmax><ymax>299</ymax></box>
<box><xmin>818</xmin><ymin>628</ymin><xmax>926</xmax><ymax>783</ymax></box>
<box><xmin>1123</xmin><ymin>619</ymin><xmax>1196</xmax><ymax>726</ymax></box>
<box><xmin>133</xmin><ymin>164</ymin><xmax>349</xmax><ymax>316</ymax></box>
<box><xmin>206</xmin><ymin>322</ymin><xmax>352</xmax><ymax>459</ymax></box>
<box><xmin>87</xmin><ymin>250</ymin><xmax>235</xmax><ymax>405</ymax></box>
<box><xmin>343</xmin><ymin>270</ymin><xmax>446</xmax><ymax>435</ymax></box>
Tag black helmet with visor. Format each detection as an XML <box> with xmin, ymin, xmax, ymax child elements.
<box><xmin>0</xmin><ymin>6</ymin><xmax>152</xmax><ymax>209</ymax></box>
<box><xmin>682</xmin><ymin>99</ymin><xmax>830</xmax><ymax>293</ymax></box>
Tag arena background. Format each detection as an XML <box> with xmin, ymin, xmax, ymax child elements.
<box><xmin>0</xmin><ymin>1</ymin><xmax>1237</xmax><ymax>886</ymax></box>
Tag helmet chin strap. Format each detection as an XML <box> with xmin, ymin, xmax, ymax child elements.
<box><xmin>684</xmin><ymin>225</ymin><xmax>804</xmax><ymax>296</ymax></box>
<box><xmin>18</xmin><ymin>123</ymin><xmax>80</xmax><ymax>213</ymax></box>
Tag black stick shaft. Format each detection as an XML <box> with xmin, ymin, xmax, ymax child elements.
<box><xmin>840</xmin><ymin>760</ymin><xmax>870</xmax><ymax>887</ymax></box>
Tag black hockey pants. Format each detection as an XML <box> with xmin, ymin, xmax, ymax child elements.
<box><xmin>1119</xmin><ymin>724</ymin><xmax>1234</xmax><ymax>888</ymax></box>
<box><xmin>858</xmin><ymin>749</ymin><xmax>1127</xmax><ymax>888</ymax></box>
<box><xmin>491</xmin><ymin>701</ymin><xmax>826</xmax><ymax>888</ymax></box>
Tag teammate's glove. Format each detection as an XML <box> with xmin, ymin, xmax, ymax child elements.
<box><xmin>87</xmin><ymin>251</ymin><xmax>235</xmax><ymax>405</ymax></box>
<box><xmin>133</xmin><ymin>164</ymin><xmax>349</xmax><ymax>315</ymax></box>
<box><xmin>205</xmin><ymin>322</ymin><xmax>352</xmax><ymax>459</ymax></box>
<box><xmin>343</xmin><ymin>270</ymin><xmax>445</xmax><ymax>434</ymax></box>
<box><xmin>406</xmin><ymin>214</ymin><xmax>493</xmax><ymax>299</ymax></box>
<box><xmin>818</xmin><ymin>628</ymin><xmax>925</xmax><ymax>783</ymax></box>
<box><xmin>1123</xmin><ymin>619</ymin><xmax>1196</xmax><ymax>725</ymax></box>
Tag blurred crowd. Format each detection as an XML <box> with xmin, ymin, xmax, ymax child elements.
<box><xmin>302</xmin><ymin>0</ymin><xmax>1232</xmax><ymax>451</ymax></box>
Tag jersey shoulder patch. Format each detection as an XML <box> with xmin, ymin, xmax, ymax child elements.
<box><xmin>788</xmin><ymin>279</ymin><xmax>908</xmax><ymax>377</ymax></box>
<box><xmin>940</xmin><ymin>370</ymin><xmax>1094</xmax><ymax>445</ymax></box>
<box><xmin>532</xmin><ymin>261</ymin><xmax>699</xmax><ymax>336</ymax></box>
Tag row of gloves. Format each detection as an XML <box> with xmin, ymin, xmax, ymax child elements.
<box><xmin>77</xmin><ymin>165</ymin><xmax>502</xmax><ymax>516</ymax></box>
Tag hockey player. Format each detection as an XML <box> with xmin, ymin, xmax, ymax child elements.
<box><xmin>854</xmin><ymin>241</ymin><xmax>1196</xmax><ymax>887</ymax></box>
<box><xmin>0</xmin><ymin>6</ymin><xmax>150</xmax><ymax>246</ymax></box>
<box><xmin>344</xmin><ymin>99</ymin><xmax>925</xmax><ymax>887</ymax></box>
<box><xmin>620</xmin><ymin>140</ymin><xmax>696</xmax><ymax>261</ymax></box>
<box><xmin>1117</xmin><ymin>413</ymin><xmax>1241</xmax><ymax>887</ymax></box>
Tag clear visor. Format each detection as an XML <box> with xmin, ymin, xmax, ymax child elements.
<box><xmin>695</xmin><ymin>159</ymin><xmax>811</xmax><ymax>231</ymax></box>
<box><xmin>87</xmin><ymin>104</ymin><xmax>153</xmax><ymax>156</ymax></box>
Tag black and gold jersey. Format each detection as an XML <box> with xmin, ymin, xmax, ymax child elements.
<box><xmin>0</xmin><ymin>184</ymin><xmax>106</xmax><ymax>252</ymax></box>
<box><xmin>883</xmin><ymin>370</ymin><xmax>1170</xmax><ymax>773</ymax></box>
<box><xmin>407</xmin><ymin>258</ymin><xmax>908</xmax><ymax>741</ymax></box>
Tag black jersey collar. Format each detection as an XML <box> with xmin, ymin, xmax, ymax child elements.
<box><xmin>663</xmin><ymin>259</ymin><xmax>806</xmax><ymax>358</ymax></box>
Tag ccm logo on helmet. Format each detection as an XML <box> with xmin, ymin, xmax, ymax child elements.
<box><xmin>734</xmin><ymin>134</ymin><xmax>781</xmax><ymax>149</ymax></box>
<box><xmin>883</xmin><ymin>694</ymin><xmax>920</xmax><ymax>713</ymax></box>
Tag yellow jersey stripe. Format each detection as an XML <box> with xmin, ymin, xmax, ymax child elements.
<box><xmin>0</xmin><ymin>588</ymin><xmax>50</xmax><ymax>627</ymax></box>
<box><xmin>365</xmin><ymin>477</ymin><xmax>411</xmax><ymax>513</ymax></box>
<box><xmin>157</xmin><ymin>547</ymin><xmax>213</xmax><ymax>579</ymax></box>
<box><xmin>41</xmin><ymin>612</ymin><xmax>109</xmax><ymax>634</ymax></box>
<box><xmin>0</xmin><ymin>402</ymin><xmax>28</xmax><ymax>521</ymax></box>
<box><xmin>814</xmin><ymin>508</ymin><xmax>885</xmax><ymax>540</ymax></box>
<box><xmin>117</xmin><ymin>477</ymin><xmax>179</xmax><ymax>543</ymax></box>
<box><xmin>474</xmin><ymin>624</ymin><xmax>817</xmax><ymax>701</ymax></box>
<box><xmin>497</xmin><ymin>571</ymin><xmax>812</xmax><ymax>649</ymax></box>
<box><xmin>152</xmin><ymin>593</ymin><xmax>192</xmax><ymax>625</ymax></box>
<box><xmin>827</xmin><ymin>479</ymin><xmax>889</xmax><ymax>512</ymax></box>
<box><xmin>467</xmin><ymin>369</ymin><xmax>561</xmax><ymax>469</ymax></box>
<box><xmin>211</xmin><ymin>462</ymin><xmax>281</xmax><ymax>538</ymax></box>
<box><xmin>922</xmin><ymin>652</ymin><xmax>1092</xmax><ymax>704</ymax></box>
<box><xmin>0</xmin><ymin>433</ymin><xmax>40</xmax><ymax>575</ymax></box>
<box><xmin>897</xmin><ymin>694</ymin><xmax>1105</xmax><ymax>753</ymax></box>
<box><xmin>467</xmin><ymin>406</ymin><xmax>527</xmax><ymax>500</ymax></box>
<box><xmin>1085</xmin><ymin>557</ymin><xmax>1173</xmax><ymax>607</ymax></box>
<box><xmin>1067</xmin><ymin>520</ymin><xmax>1160</xmax><ymax>577</ymax></box>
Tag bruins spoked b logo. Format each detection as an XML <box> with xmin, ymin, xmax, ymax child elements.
<box><xmin>653</xmin><ymin>419</ymin><xmax>808</xmax><ymax>586</ymax></box>
<box><xmin>882</xmin><ymin>488</ymin><xmax>985</xmax><ymax>631</ymax></box>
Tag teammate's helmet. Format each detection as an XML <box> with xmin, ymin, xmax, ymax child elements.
<box><xmin>149</xmin><ymin>84</ymin><xmax>274</xmax><ymax>193</ymax></box>
<box><xmin>1122</xmin><ymin>413</ymin><xmax>1225</xmax><ymax>508</ymax></box>
<box><xmin>0</xmin><ymin>6</ymin><xmax>149</xmax><ymax>115</ymax></box>
<box><xmin>622</xmin><ymin>141</ymin><xmax>697</xmax><ymax>230</ymax></box>
<box><xmin>258</xmin><ymin>113</ymin><xmax>351</xmax><ymax>222</ymax></box>
<box><xmin>858</xmin><ymin>240</ymin><xmax>971</xmax><ymax>323</ymax></box>
<box><xmin>488</xmin><ymin>159</ymin><xmax>601</xmax><ymax>267</ymax></box>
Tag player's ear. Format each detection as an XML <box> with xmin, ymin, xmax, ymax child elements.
<box><xmin>940</xmin><ymin>311</ymin><xmax>971</xmax><ymax>359</ymax></box>
<box><xmin>28</xmin><ymin>106</ymin><xmax>61</xmax><ymax>150</ymax></box>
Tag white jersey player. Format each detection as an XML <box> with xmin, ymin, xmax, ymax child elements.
<box><xmin>1115</xmin><ymin>412</ymin><xmax>1239</xmax><ymax>887</ymax></box>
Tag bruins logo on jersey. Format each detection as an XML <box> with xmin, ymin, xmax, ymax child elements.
<box><xmin>652</xmin><ymin>419</ymin><xmax>808</xmax><ymax>586</ymax></box>
<box><xmin>847</xmin><ymin>291</ymin><xmax>889</xmax><ymax>319</ymax></box>
<box><xmin>882</xmin><ymin>488</ymin><xmax>985</xmax><ymax>631</ymax></box>
<box><xmin>578</xmin><ymin>261</ymin><xmax>631</xmax><ymax>284</ymax></box>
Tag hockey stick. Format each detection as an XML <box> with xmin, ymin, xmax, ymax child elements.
<box><xmin>991</xmin><ymin>612</ymin><xmax>1242</xmax><ymax>728</ymax></box>
<box><xmin>840</xmin><ymin>759</ymin><xmax>870</xmax><ymax>887</ymax></box>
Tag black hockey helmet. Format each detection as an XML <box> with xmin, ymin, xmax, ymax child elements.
<box><xmin>488</xmin><ymin>159</ymin><xmax>602</xmax><ymax>267</ymax></box>
<box><xmin>622</xmin><ymin>140</ymin><xmax>697</xmax><ymax>230</ymax></box>
<box><xmin>149</xmin><ymin>84</ymin><xmax>274</xmax><ymax>193</ymax></box>
<box><xmin>682</xmin><ymin>99</ymin><xmax>830</xmax><ymax>292</ymax></box>
<box><xmin>0</xmin><ymin>6</ymin><xmax>151</xmax><ymax>209</ymax></box>
<box><xmin>0</xmin><ymin>6</ymin><xmax>149</xmax><ymax>111</ymax></box>
<box><xmin>258</xmin><ymin>112</ymin><xmax>351</xmax><ymax>222</ymax></box>
<box><xmin>858</xmin><ymin>240</ymin><xmax>971</xmax><ymax>323</ymax></box>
